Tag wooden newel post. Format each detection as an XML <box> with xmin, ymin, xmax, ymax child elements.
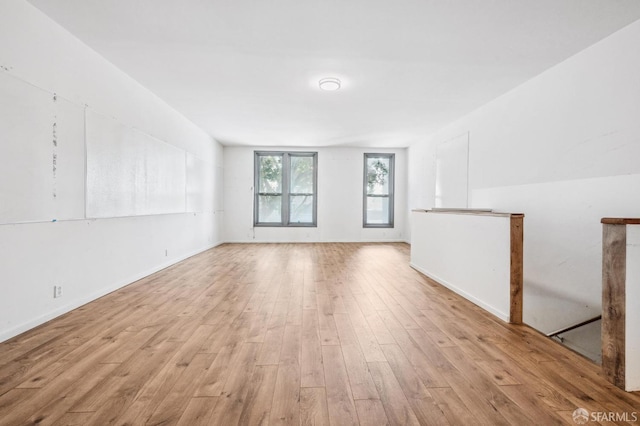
<box><xmin>509</xmin><ymin>214</ymin><xmax>524</xmax><ymax>324</ymax></box>
<box><xmin>601</xmin><ymin>218</ymin><xmax>640</xmax><ymax>392</ymax></box>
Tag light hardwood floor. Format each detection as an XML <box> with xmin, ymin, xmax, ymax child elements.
<box><xmin>1</xmin><ymin>243</ymin><xmax>639</xmax><ymax>425</ymax></box>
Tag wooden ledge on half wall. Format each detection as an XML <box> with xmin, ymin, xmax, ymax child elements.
<box><xmin>601</xmin><ymin>217</ymin><xmax>640</xmax><ymax>225</ymax></box>
<box><xmin>413</xmin><ymin>207</ymin><xmax>524</xmax><ymax>219</ymax></box>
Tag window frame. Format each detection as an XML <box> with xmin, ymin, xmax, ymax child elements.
<box><xmin>254</xmin><ymin>151</ymin><xmax>318</xmax><ymax>227</ymax></box>
<box><xmin>363</xmin><ymin>153</ymin><xmax>395</xmax><ymax>228</ymax></box>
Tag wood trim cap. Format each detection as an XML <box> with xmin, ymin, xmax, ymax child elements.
<box><xmin>601</xmin><ymin>218</ymin><xmax>640</xmax><ymax>225</ymax></box>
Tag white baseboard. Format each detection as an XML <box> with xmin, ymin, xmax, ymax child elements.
<box><xmin>0</xmin><ymin>242</ymin><xmax>222</xmax><ymax>343</ymax></box>
<box><xmin>223</xmin><ymin>239</ymin><xmax>409</xmax><ymax>244</ymax></box>
<box><xmin>409</xmin><ymin>262</ymin><xmax>509</xmax><ymax>322</ymax></box>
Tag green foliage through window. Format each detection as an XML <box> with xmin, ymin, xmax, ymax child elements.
<box><xmin>367</xmin><ymin>159</ymin><xmax>389</xmax><ymax>194</ymax></box>
<box><xmin>259</xmin><ymin>156</ymin><xmax>282</xmax><ymax>193</ymax></box>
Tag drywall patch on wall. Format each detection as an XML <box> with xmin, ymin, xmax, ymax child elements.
<box><xmin>435</xmin><ymin>132</ymin><xmax>469</xmax><ymax>208</ymax></box>
<box><xmin>186</xmin><ymin>152</ymin><xmax>216</xmax><ymax>213</ymax></box>
<box><xmin>52</xmin><ymin>101</ymin><xmax>57</xmax><ymax>200</ymax></box>
<box><xmin>85</xmin><ymin>108</ymin><xmax>187</xmax><ymax>218</ymax></box>
<box><xmin>0</xmin><ymin>72</ymin><xmax>85</xmax><ymax>224</ymax></box>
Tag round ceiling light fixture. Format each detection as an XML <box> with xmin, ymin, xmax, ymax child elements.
<box><xmin>319</xmin><ymin>77</ymin><xmax>341</xmax><ymax>91</ymax></box>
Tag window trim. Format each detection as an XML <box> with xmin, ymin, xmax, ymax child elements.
<box><xmin>363</xmin><ymin>153</ymin><xmax>395</xmax><ymax>228</ymax></box>
<box><xmin>254</xmin><ymin>151</ymin><xmax>318</xmax><ymax>227</ymax></box>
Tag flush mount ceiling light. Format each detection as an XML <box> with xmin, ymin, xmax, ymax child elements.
<box><xmin>319</xmin><ymin>77</ymin><xmax>341</xmax><ymax>91</ymax></box>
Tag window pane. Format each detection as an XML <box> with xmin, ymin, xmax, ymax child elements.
<box><xmin>366</xmin><ymin>157</ymin><xmax>390</xmax><ymax>195</ymax></box>
<box><xmin>290</xmin><ymin>156</ymin><xmax>314</xmax><ymax>194</ymax></box>
<box><xmin>259</xmin><ymin>155</ymin><xmax>282</xmax><ymax>193</ymax></box>
<box><xmin>258</xmin><ymin>195</ymin><xmax>282</xmax><ymax>223</ymax></box>
<box><xmin>290</xmin><ymin>195</ymin><xmax>313</xmax><ymax>224</ymax></box>
<box><xmin>366</xmin><ymin>196</ymin><xmax>390</xmax><ymax>224</ymax></box>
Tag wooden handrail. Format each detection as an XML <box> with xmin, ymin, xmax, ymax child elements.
<box><xmin>546</xmin><ymin>315</ymin><xmax>601</xmax><ymax>338</ymax></box>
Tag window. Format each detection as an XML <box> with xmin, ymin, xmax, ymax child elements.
<box><xmin>254</xmin><ymin>151</ymin><xmax>317</xmax><ymax>226</ymax></box>
<box><xmin>364</xmin><ymin>153</ymin><xmax>394</xmax><ymax>227</ymax></box>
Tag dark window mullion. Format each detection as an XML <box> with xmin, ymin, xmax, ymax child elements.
<box><xmin>283</xmin><ymin>153</ymin><xmax>290</xmax><ymax>225</ymax></box>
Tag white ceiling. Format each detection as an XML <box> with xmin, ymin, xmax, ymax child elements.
<box><xmin>27</xmin><ymin>0</ymin><xmax>640</xmax><ymax>148</ymax></box>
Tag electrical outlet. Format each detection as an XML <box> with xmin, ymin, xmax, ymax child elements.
<box><xmin>165</xmin><ymin>249</ymin><xmax>168</xmax><ymax>257</ymax></box>
<box><xmin>53</xmin><ymin>285</ymin><xmax>63</xmax><ymax>298</ymax></box>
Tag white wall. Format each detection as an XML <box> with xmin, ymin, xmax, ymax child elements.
<box><xmin>0</xmin><ymin>0</ymin><xmax>223</xmax><ymax>342</ymax></box>
<box><xmin>408</xmin><ymin>19</ymin><xmax>640</xmax><ymax>334</ymax></box>
<box><xmin>410</xmin><ymin>211</ymin><xmax>513</xmax><ymax>322</ymax></box>
<box><xmin>626</xmin><ymin>225</ymin><xmax>640</xmax><ymax>391</ymax></box>
<box><xmin>224</xmin><ymin>146</ymin><xmax>407</xmax><ymax>243</ymax></box>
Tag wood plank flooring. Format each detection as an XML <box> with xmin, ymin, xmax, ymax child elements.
<box><xmin>1</xmin><ymin>243</ymin><xmax>639</xmax><ymax>425</ymax></box>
